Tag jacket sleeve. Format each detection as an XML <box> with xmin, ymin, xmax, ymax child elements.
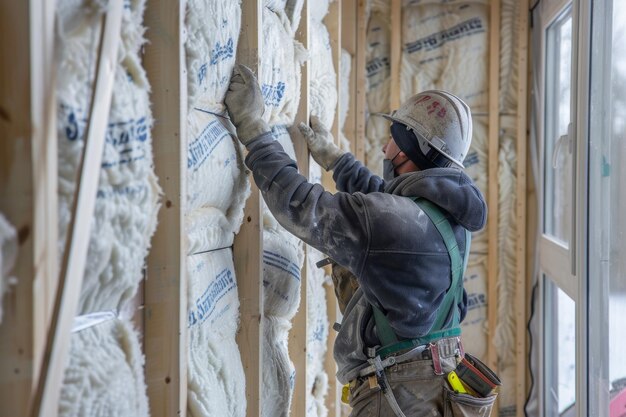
<box><xmin>331</xmin><ymin>153</ymin><xmax>385</xmax><ymax>194</ymax></box>
<box><xmin>244</xmin><ymin>133</ymin><xmax>371</xmax><ymax>275</ymax></box>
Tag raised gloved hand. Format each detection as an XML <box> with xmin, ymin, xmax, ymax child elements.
<box><xmin>298</xmin><ymin>115</ymin><xmax>345</xmax><ymax>171</ymax></box>
<box><xmin>225</xmin><ymin>64</ymin><xmax>270</xmax><ymax>145</ymax></box>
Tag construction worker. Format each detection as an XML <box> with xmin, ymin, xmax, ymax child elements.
<box><xmin>225</xmin><ymin>65</ymin><xmax>496</xmax><ymax>416</ymax></box>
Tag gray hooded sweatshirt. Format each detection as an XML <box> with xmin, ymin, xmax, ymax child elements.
<box><xmin>244</xmin><ymin>133</ymin><xmax>487</xmax><ymax>384</ymax></box>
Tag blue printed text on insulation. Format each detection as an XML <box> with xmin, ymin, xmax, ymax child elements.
<box><xmin>187</xmin><ymin>119</ymin><xmax>230</xmax><ymax>171</ymax></box>
<box><xmin>405</xmin><ymin>17</ymin><xmax>485</xmax><ymax>54</ymax></box>
<box><xmin>263</xmin><ymin>250</ymin><xmax>301</xmax><ymax>281</ymax></box>
<box><xmin>262</xmin><ymin>82</ymin><xmax>286</xmax><ymax>107</ymax></box>
<box><xmin>210</xmin><ymin>38</ymin><xmax>235</xmax><ymax>65</ymax></box>
<box><xmin>367</xmin><ymin>56</ymin><xmax>390</xmax><ymax>79</ymax></box>
<box><xmin>466</xmin><ymin>292</ymin><xmax>486</xmax><ymax>311</ymax></box>
<box><xmin>463</xmin><ymin>151</ymin><xmax>480</xmax><ymax>168</ymax></box>
<box><xmin>188</xmin><ymin>268</ymin><xmax>236</xmax><ymax>327</ymax></box>
<box><xmin>62</xmin><ymin>105</ymin><xmax>149</xmax><ymax>168</ymax></box>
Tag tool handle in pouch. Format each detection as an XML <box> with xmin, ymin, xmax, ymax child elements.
<box><xmin>447</xmin><ymin>371</ymin><xmax>467</xmax><ymax>394</ymax></box>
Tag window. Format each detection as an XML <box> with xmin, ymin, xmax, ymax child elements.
<box><xmin>587</xmin><ymin>1</ymin><xmax>626</xmax><ymax>415</ymax></box>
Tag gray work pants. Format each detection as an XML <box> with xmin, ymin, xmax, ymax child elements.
<box><xmin>348</xmin><ymin>356</ymin><xmax>496</xmax><ymax>417</ymax></box>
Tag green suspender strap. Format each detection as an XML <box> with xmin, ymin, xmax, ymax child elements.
<box><xmin>374</xmin><ymin>197</ymin><xmax>471</xmax><ymax>358</ymax></box>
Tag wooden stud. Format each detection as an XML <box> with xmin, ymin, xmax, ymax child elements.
<box><xmin>323</xmin><ymin>2</ymin><xmax>342</xmax><ymax>415</ymax></box>
<box><xmin>288</xmin><ymin>1</ymin><xmax>310</xmax><ymax>416</ymax></box>
<box><xmin>30</xmin><ymin>2</ymin><xmax>124</xmax><ymax>416</ymax></box>
<box><xmin>390</xmin><ymin>0</ymin><xmax>402</xmax><ymax>109</ymax></box>
<box><xmin>0</xmin><ymin>0</ymin><xmax>57</xmax><ymax>415</ymax></box>
<box><xmin>143</xmin><ymin>0</ymin><xmax>188</xmax><ymax>415</ymax></box>
<box><xmin>487</xmin><ymin>0</ymin><xmax>501</xmax><ymax>382</ymax></box>
<box><xmin>515</xmin><ymin>1</ymin><xmax>529</xmax><ymax>416</ymax></box>
<box><xmin>233</xmin><ymin>1</ymin><xmax>264</xmax><ymax>417</ymax></box>
<box><xmin>354</xmin><ymin>0</ymin><xmax>367</xmax><ymax>162</ymax></box>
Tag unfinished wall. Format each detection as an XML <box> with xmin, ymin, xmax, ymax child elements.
<box><xmin>362</xmin><ymin>1</ymin><xmax>526</xmax><ymax>416</ymax></box>
<box><xmin>54</xmin><ymin>0</ymin><xmax>159</xmax><ymax>415</ymax></box>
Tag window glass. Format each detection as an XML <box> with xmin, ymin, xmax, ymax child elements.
<box><xmin>544</xmin><ymin>277</ymin><xmax>576</xmax><ymax>416</ymax></box>
<box><xmin>544</xmin><ymin>11</ymin><xmax>573</xmax><ymax>246</ymax></box>
<box><xmin>588</xmin><ymin>1</ymin><xmax>626</xmax><ymax>414</ymax></box>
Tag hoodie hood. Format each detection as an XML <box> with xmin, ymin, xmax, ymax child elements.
<box><xmin>384</xmin><ymin>167</ymin><xmax>487</xmax><ymax>231</ymax></box>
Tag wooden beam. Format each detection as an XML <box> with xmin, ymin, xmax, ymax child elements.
<box><xmin>143</xmin><ymin>0</ymin><xmax>188</xmax><ymax>415</ymax></box>
<box><xmin>0</xmin><ymin>0</ymin><xmax>57</xmax><ymax>415</ymax></box>
<box><xmin>354</xmin><ymin>0</ymin><xmax>367</xmax><ymax>162</ymax></box>
<box><xmin>31</xmin><ymin>2</ymin><xmax>124</xmax><ymax>416</ymax></box>
<box><xmin>486</xmin><ymin>0</ymin><xmax>501</xmax><ymax>381</ymax></box>
<box><xmin>515</xmin><ymin>1</ymin><xmax>529</xmax><ymax>416</ymax></box>
<box><xmin>323</xmin><ymin>2</ymin><xmax>341</xmax><ymax>415</ymax></box>
<box><xmin>233</xmin><ymin>1</ymin><xmax>263</xmax><ymax>417</ymax></box>
<box><xmin>390</xmin><ymin>0</ymin><xmax>402</xmax><ymax>109</ymax></box>
<box><xmin>288</xmin><ymin>1</ymin><xmax>310</xmax><ymax>415</ymax></box>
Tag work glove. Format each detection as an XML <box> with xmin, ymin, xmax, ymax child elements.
<box><xmin>225</xmin><ymin>64</ymin><xmax>271</xmax><ymax>145</ymax></box>
<box><xmin>298</xmin><ymin>115</ymin><xmax>345</xmax><ymax>171</ymax></box>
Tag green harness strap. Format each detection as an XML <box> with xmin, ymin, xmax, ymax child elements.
<box><xmin>374</xmin><ymin>198</ymin><xmax>471</xmax><ymax>358</ymax></box>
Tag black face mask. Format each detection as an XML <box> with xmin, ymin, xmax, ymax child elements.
<box><xmin>382</xmin><ymin>151</ymin><xmax>410</xmax><ymax>181</ymax></box>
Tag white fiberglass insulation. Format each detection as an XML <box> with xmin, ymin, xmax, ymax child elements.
<box><xmin>262</xmin><ymin>230</ymin><xmax>304</xmax><ymax>417</ymax></box>
<box><xmin>184</xmin><ymin>2</ymin><xmax>249</xmax><ymax>417</ymax></box>
<box><xmin>261</xmin><ymin>6</ymin><xmax>306</xmax><ymax>127</ymax></box>
<box><xmin>185</xmin><ymin>108</ymin><xmax>249</xmax><ymax>249</ymax></box>
<box><xmin>459</xmin><ymin>260</ymin><xmax>488</xmax><ymax>359</ymax></box>
<box><xmin>364</xmin><ymin>9</ymin><xmax>391</xmax><ymax>175</ymax></box>
<box><xmin>187</xmin><ymin>249</ymin><xmax>246</xmax><ymax>417</ymax></box>
<box><xmin>0</xmin><ymin>213</ymin><xmax>17</xmax><ymax>325</ymax></box>
<box><xmin>309</xmin><ymin>0</ymin><xmax>337</xmax><ymax>129</ymax></box>
<box><xmin>400</xmin><ymin>1</ymin><xmax>489</xmax><ymax>111</ymax></box>
<box><xmin>185</xmin><ymin>0</ymin><xmax>241</xmax><ymax>112</ymax></box>
<box><xmin>306</xmin><ymin>247</ymin><xmax>330</xmax><ymax>417</ymax></box>
<box><xmin>59</xmin><ymin>319</ymin><xmax>148</xmax><ymax>417</ymax></box>
<box><xmin>55</xmin><ymin>1</ymin><xmax>157</xmax><ymax>415</ymax></box>
<box><xmin>500</xmin><ymin>0</ymin><xmax>521</xmax><ymax>113</ymax></box>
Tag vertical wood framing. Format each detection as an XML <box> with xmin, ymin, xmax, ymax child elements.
<box><xmin>323</xmin><ymin>2</ymin><xmax>342</xmax><ymax>415</ymax></box>
<box><xmin>390</xmin><ymin>0</ymin><xmax>402</xmax><ymax>110</ymax></box>
<box><xmin>0</xmin><ymin>1</ymin><xmax>57</xmax><ymax>415</ymax></box>
<box><xmin>487</xmin><ymin>0</ymin><xmax>501</xmax><ymax>383</ymax></box>
<box><xmin>143</xmin><ymin>1</ymin><xmax>188</xmax><ymax>415</ymax></box>
<box><xmin>288</xmin><ymin>1</ymin><xmax>310</xmax><ymax>415</ymax></box>
<box><xmin>515</xmin><ymin>2</ymin><xmax>529</xmax><ymax>415</ymax></box>
<box><xmin>31</xmin><ymin>3</ymin><xmax>123</xmax><ymax>416</ymax></box>
<box><xmin>233</xmin><ymin>2</ymin><xmax>264</xmax><ymax>417</ymax></box>
<box><xmin>354</xmin><ymin>0</ymin><xmax>367</xmax><ymax>162</ymax></box>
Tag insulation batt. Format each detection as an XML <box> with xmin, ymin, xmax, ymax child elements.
<box><xmin>459</xmin><ymin>259</ymin><xmax>488</xmax><ymax>360</ymax></box>
<box><xmin>59</xmin><ymin>319</ymin><xmax>148</xmax><ymax>417</ymax></box>
<box><xmin>186</xmin><ymin>109</ymin><xmax>250</xmax><ymax>233</ymax></box>
<box><xmin>400</xmin><ymin>1</ymin><xmax>489</xmax><ymax>111</ymax></box>
<box><xmin>187</xmin><ymin>249</ymin><xmax>246</xmax><ymax>417</ymax></box>
<box><xmin>56</xmin><ymin>1</ymin><xmax>157</xmax><ymax>415</ymax></box>
<box><xmin>263</xmin><ymin>229</ymin><xmax>304</xmax><ymax>320</ymax></box>
<box><xmin>306</xmin><ymin>247</ymin><xmax>330</xmax><ymax>417</ymax></box>
<box><xmin>186</xmin><ymin>207</ymin><xmax>235</xmax><ymax>256</ymax></box>
<box><xmin>365</xmin><ymin>10</ymin><xmax>391</xmax><ymax>175</ymax></box>
<box><xmin>310</xmin><ymin>19</ymin><xmax>338</xmax><ymax>129</ymax></box>
<box><xmin>0</xmin><ymin>213</ymin><xmax>17</xmax><ymax>324</ymax></box>
<box><xmin>261</xmin><ymin>7</ymin><xmax>306</xmax><ymax>127</ymax></box>
<box><xmin>262</xmin><ymin>315</ymin><xmax>297</xmax><ymax>417</ymax></box>
<box><xmin>338</xmin><ymin>49</ymin><xmax>353</xmax><ymax>151</ymax></box>
<box><xmin>261</xmin><ymin>129</ymin><xmax>304</xmax><ymax>417</ymax></box>
<box><xmin>185</xmin><ymin>0</ymin><xmax>242</xmax><ymax>112</ymax></box>
<box><xmin>56</xmin><ymin>0</ymin><xmax>160</xmax><ymax>315</ymax></box>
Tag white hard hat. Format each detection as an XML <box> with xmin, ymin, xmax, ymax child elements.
<box><xmin>375</xmin><ymin>90</ymin><xmax>473</xmax><ymax>168</ymax></box>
